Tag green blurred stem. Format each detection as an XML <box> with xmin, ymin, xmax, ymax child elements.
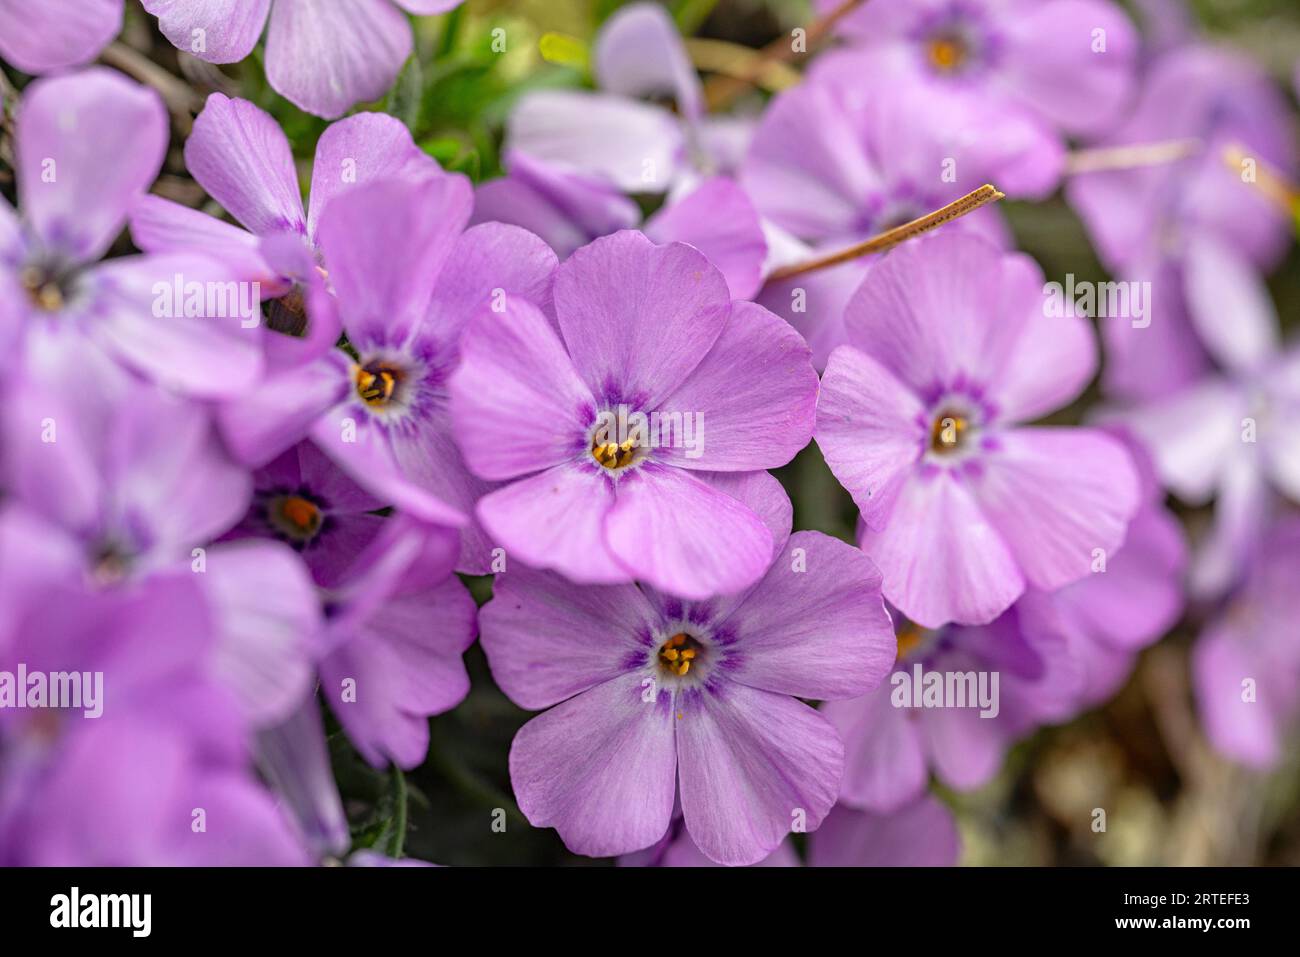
<box><xmin>386</xmin><ymin>765</ymin><xmax>408</xmax><ymax>860</ymax></box>
<box><xmin>437</xmin><ymin>5</ymin><xmax>464</xmax><ymax>59</ymax></box>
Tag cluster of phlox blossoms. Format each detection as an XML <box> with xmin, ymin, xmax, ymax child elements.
<box><xmin>0</xmin><ymin>0</ymin><xmax>1297</xmax><ymax>868</ymax></box>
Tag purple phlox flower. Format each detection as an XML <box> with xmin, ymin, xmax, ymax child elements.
<box><xmin>818</xmin><ymin>0</ymin><xmax>1139</xmax><ymax>138</ymax></box>
<box><xmin>0</xmin><ymin>0</ymin><xmax>122</xmax><ymax>75</ymax></box>
<box><xmin>816</xmin><ymin>231</ymin><xmax>1140</xmax><ymax>627</ymax></box>
<box><xmin>217</xmin><ymin>174</ymin><xmax>561</xmax><ymax>572</ymax></box>
<box><xmin>746</xmin><ymin>51</ymin><xmax>1063</xmax><ymax>247</ymax></box>
<box><xmin>741</xmin><ymin>57</ymin><xmax>1058</xmax><ymax>367</ymax></box>
<box><xmin>479</xmin><ymin>471</ymin><xmax>897</xmax><ymax>865</ymax></box>
<box><xmin>1</xmin><ymin>69</ymin><xmax>263</xmax><ymax>397</ymax></box>
<box><xmin>1066</xmin><ymin>46</ymin><xmax>1297</xmax><ymax>401</ymax></box>
<box><xmin>506</xmin><ymin>2</ymin><xmax>752</xmax><ymax>195</ymax></box>
<box><xmin>824</xmin><ymin>591</ymin><xmax>1083</xmax><ymax>812</ymax></box>
<box><xmin>448</xmin><ymin>229</ymin><xmax>819</xmax><ymax>598</ymax></box>
<box><xmin>1069</xmin><ymin>46</ymin><xmax>1295</xmax><ymax>277</ymax></box>
<box><xmin>224</xmin><ymin>439</ymin><xmax>387</xmax><ymax>588</ymax></box>
<box><xmin>315</xmin><ymin>513</ymin><xmax>477</xmax><ymax>769</ymax></box>
<box><xmin>0</xmin><ymin>348</ymin><xmax>320</xmax><ymax>730</ymax></box>
<box><xmin>246</xmin><ymin>514</ymin><xmax>473</xmax><ymax>854</ymax></box>
<box><xmin>473</xmin><ymin>153</ymin><xmax>768</xmax><ymax>300</ymax></box>
<box><xmin>222</xmin><ymin>462</ymin><xmax>476</xmax><ymax>778</ymax></box>
<box><xmin>1192</xmin><ymin>519</ymin><xmax>1300</xmax><ymax>770</ymax></box>
<box><xmin>141</xmin><ymin>0</ymin><xmax>465</xmax><ymax>119</ymax></box>
<box><xmin>129</xmin><ymin>93</ymin><xmax>439</xmax><ymax>366</ymax></box>
<box><xmin>1047</xmin><ymin>432</ymin><xmax>1188</xmax><ymax>707</ymax></box>
<box><xmin>0</xmin><ymin>546</ymin><xmax>308</xmax><ymax>865</ymax></box>
<box><xmin>1103</xmin><ymin>266</ymin><xmax>1300</xmax><ymax>599</ymax></box>
<box><xmin>807</xmin><ymin>795</ymin><xmax>961</xmax><ymax>866</ymax></box>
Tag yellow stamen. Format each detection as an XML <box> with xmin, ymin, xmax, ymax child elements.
<box><xmin>658</xmin><ymin>632</ymin><xmax>703</xmax><ymax>677</ymax></box>
<box><xmin>930</xmin><ymin>413</ymin><xmax>967</xmax><ymax>452</ymax></box>
<box><xmin>591</xmin><ymin>435</ymin><xmax>640</xmax><ymax>470</ymax></box>
<box><xmin>927</xmin><ymin>37</ymin><xmax>965</xmax><ymax>72</ymax></box>
<box><xmin>355</xmin><ymin>364</ymin><xmax>401</xmax><ymax>407</ymax></box>
<box><xmin>280</xmin><ymin>495</ymin><xmax>321</xmax><ymax>535</ymax></box>
<box><xmin>896</xmin><ymin>623</ymin><xmax>926</xmax><ymax>660</ymax></box>
<box><xmin>20</xmin><ymin>266</ymin><xmax>65</xmax><ymax>312</ymax></box>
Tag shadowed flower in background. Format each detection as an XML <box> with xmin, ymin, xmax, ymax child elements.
<box><xmin>741</xmin><ymin>54</ymin><xmax>1063</xmax><ymax>367</ymax></box>
<box><xmin>818</xmin><ymin>0</ymin><xmax>1139</xmax><ymax>139</ymax></box>
<box><xmin>1067</xmin><ymin>45</ymin><xmax>1297</xmax><ymax>402</ymax></box>
<box><xmin>1193</xmin><ymin>519</ymin><xmax>1300</xmax><ymax>769</ymax></box>
<box><xmin>1047</xmin><ymin>433</ymin><xmax>1188</xmax><ymax>707</ymax></box>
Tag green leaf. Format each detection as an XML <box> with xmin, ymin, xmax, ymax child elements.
<box><xmin>418</xmin><ymin>134</ymin><xmax>481</xmax><ymax>181</ymax></box>
<box><xmin>539</xmin><ymin>32</ymin><xmax>589</xmax><ymax>71</ymax></box>
<box><xmin>385</xmin><ymin>766</ymin><xmax>409</xmax><ymax>860</ymax></box>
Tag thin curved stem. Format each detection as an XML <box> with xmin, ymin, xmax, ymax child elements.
<box><xmin>765</xmin><ymin>184</ymin><xmax>1005</xmax><ymax>283</ymax></box>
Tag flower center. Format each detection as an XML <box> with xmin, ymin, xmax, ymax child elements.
<box><xmin>25</xmin><ymin>708</ymin><xmax>62</xmax><ymax>745</ymax></box>
<box><xmin>589</xmin><ymin>406</ymin><xmax>656</xmax><ymax>471</ymax></box>
<box><xmin>929</xmin><ymin>410</ymin><xmax>968</xmax><ymax>453</ymax></box>
<box><xmin>20</xmin><ymin>264</ymin><xmax>69</xmax><ymax>312</ymax></box>
<box><xmin>927</xmin><ymin>34</ymin><xmax>968</xmax><ymax>73</ymax></box>
<box><xmin>355</xmin><ymin>361</ymin><xmax>403</xmax><ymax>407</ymax></box>
<box><xmin>658</xmin><ymin>632</ymin><xmax>703</xmax><ymax>677</ymax></box>
<box><xmin>89</xmin><ymin>540</ymin><xmax>133</xmax><ymax>585</ymax></box>
<box><xmin>896</xmin><ymin>622</ymin><xmax>926</xmax><ymax>660</ymax></box>
<box><xmin>263</xmin><ymin>287</ymin><xmax>308</xmax><ymax>338</ymax></box>
<box><xmin>591</xmin><ymin>434</ymin><xmax>640</xmax><ymax>470</ymax></box>
<box><xmin>268</xmin><ymin>493</ymin><xmax>324</xmax><ymax>542</ymax></box>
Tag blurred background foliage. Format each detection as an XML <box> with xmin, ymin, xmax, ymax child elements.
<box><xmin>2</xmin><ymin>0</ymin><xmax>1298</xmax><ymax>865</ymax></box>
